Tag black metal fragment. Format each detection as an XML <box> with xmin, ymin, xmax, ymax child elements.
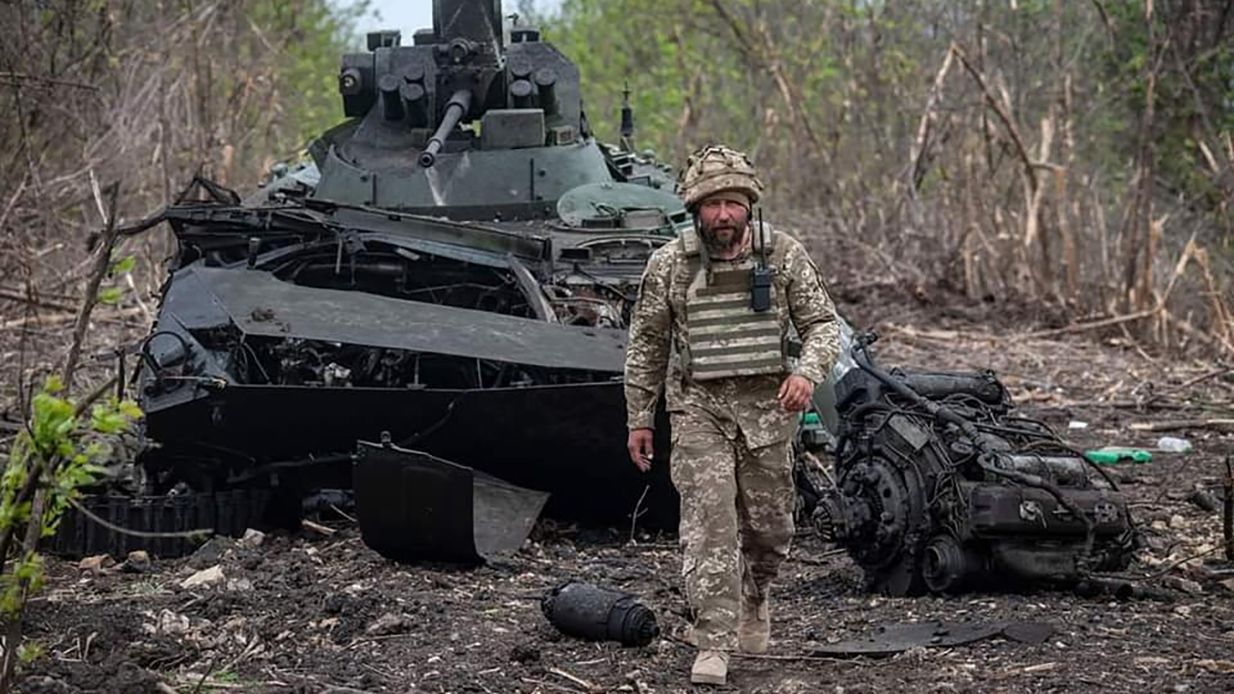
<box><xmin>353</xmin><ymin>441</ymin><xmax>549</xmax><ymax>564</ymax></box>
<box><xmin>541</xmin><ymin>581</ymin><xmax>660</xmax><ymax>647</ymax></box>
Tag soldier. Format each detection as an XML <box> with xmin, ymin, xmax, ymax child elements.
<box><xmin>624</xmin><ymin>145</ymin><xmax>839</xmax><ymax>685</ymax></box>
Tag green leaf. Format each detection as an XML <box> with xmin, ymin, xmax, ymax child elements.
<box><xmin>97</xmin><ymin>286</ymin><xmax>123</xmax><ymax>305</ymax></box>
<box><xmin>110</xmin><ymin>255</ymin><xmax>136</xmax><ymax>276</ymax></box>
<box><xmin>118</xmin><ymin>400</ymin><xmax>144</xmax><ymax>419</ymax></box>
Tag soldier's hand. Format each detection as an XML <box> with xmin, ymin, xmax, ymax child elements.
<box><xmin>627</xmin><ymin>428</ymin><xmax>655</xmax><ymax>472</ymax></box>
<box><xmin>778</xmin><ymin>374</ymin><xmax>814</xmax><ymax>412</ymax></box>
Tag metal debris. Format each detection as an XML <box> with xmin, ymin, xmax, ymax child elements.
<box><xmin>811</xmin><ymin>621</ymin><xmax>1055</xmax><ymax>657</ymax></box>
<box><xmin>541</xmin><ymin>581</ymin><xmax>660</xmax><ymax>647</ymax></box>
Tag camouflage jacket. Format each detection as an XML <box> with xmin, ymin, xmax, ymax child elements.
<box><xmin>623</xmin><ymin>228</ymin><xmax>840</xmax><ymax>449</ymax></box>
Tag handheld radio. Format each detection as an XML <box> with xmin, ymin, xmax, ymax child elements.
<box><xmin>751</xmin><ymin>208</ymin><xmax>772</xmax><ymax>312</ymax></box>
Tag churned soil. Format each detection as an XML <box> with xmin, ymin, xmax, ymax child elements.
<box><xmin>12</xmin><ymin>295</ymin><xmax>1234</xmax><ymax>693</ymax></box>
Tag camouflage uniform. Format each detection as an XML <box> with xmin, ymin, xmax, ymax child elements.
<box><xmin>624</xmin><ymin>220</ymin><xmax>839</xmax><ymax>652</ymax></box>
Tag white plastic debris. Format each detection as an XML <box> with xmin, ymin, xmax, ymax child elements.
<box><xmin>1157</xmin><ymin>436</ymin><xmax>1193</xmax><ymax>453</ymax></box>
<box><xmin>1068</xmin><ymin>420</ymin><xmax>1089</xmax><ymax>430</ymax></box>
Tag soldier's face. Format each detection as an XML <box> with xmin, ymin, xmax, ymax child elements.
<box><xmin>697</xmin><ymin>197</ymin><xmax>750</xmax><ymax>251</ymax></box>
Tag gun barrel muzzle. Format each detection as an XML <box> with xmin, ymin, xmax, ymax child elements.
<box><xmin>419</xmin><ymin>88</ymin><xmax>472</xmax><ymax>168</ymax></box>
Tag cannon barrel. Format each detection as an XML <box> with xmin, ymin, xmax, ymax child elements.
<box><xmin>419</xmin><ymin>89</ymin><xmax>473</xmax><ymax>168</ymax></box>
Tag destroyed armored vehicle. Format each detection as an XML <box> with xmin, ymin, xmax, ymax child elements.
<box><xmin>55</xmin><ymin>0</ymin><xmax>685</xmax><ymax>561</ymax></box>
<box><xmin>54</xmin><ymin>0</ymin><xmax>1138</xmax><ymax>586</ymax></box>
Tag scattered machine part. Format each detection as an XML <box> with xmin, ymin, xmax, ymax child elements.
<box><xmin>541</xmin><ymin>581</ymin><xmax>660</xmax><ymax>647</ymax></box>
<box><xmin>808</xmin><ymin>333</ymin><xmax>1138</xmax><ymax>595</ymax></box>
<box><xmin>353</xmin><ymin>440</ymin><xmax>548</xmax><ymax>563</ymax></box>
<box><xmin>811</xmin><ymin>620</ymin><xmax>1054</xmax><ymax>657</ymax></box>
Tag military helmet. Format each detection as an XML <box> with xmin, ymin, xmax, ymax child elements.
<box><xmin>678</xmin><ymin>144</ymin><xmax>763</xmax><ymax>211</ymax></box>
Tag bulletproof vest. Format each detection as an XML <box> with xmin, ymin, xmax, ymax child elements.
<box><xmin>680</xmin><ymin>225</ymin><xmax>788</xmax><ymax>381</ymax></box>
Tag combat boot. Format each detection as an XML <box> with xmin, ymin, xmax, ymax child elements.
<box><xmin>690</xmin><ymin>650</ymin><xmax>729</xmax><ymax>685</ymax></box>
<box><xmin>738</xmin><ymin>595</ymin><xmax>770</xmax><ymax>654</ymax></box>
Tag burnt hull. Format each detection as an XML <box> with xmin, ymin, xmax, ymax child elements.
<box><xmin>145</xmin><ymin>381</ymin><xmax>677</xmax><ymax>528</ymax></box>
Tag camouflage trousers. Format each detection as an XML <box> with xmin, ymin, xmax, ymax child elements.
<box><xmin>669</xmin><ymin>410</ymin><xmax>796</xmax><ymax>651</ymax></box>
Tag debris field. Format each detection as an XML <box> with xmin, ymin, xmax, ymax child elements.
<box><xmin>18</xmin><ymin>300</ymin><xmax>1234</xmax><ymax>693</ymax></box>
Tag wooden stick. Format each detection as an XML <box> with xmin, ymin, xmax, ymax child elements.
<box><xmin>1130</xmin><ymin>419</ymin><xmax>1234</xmax><ymax>433</ymax></box>
<box><xmin>547</xmin><ymin>667</ymin><xmax>600</xmax><ymax>693</ymax></box>
<box><xmin>63</xmin><ymin>183</ymin><xmax>122</xmax><ymax>392</ymax></box>
<box><xmin>0</xmin><ymin>71</ymin><xmax>99</xmax><ymax>90</ymax></box>
<box><xmin>950</xmin><ymin>44</ymin><xmax>1037</xmax><ymax>192</ymax></box>
<box><xmin>909</xmin><ymin>46</ymin><xmax>956</xmax><ymax>195</ymax></box>
<box><xmin>0</xmin><ymin>288</ymin><xmax>77</xmax><ymax>312</ymax></box>
<box><xmin>1193</xmin><ymin>245</ymin><xmax>1234</xmax><ymax>347</ymax></box>
<box><xmin>1021</xmin><ymin>306</ymin><xmax>1161</xmax><ymax>339</ymax></box>
<box><xmin>301</xmin><ymin>519</ymin><xmax>337</xmax><ymax>536</ymax></box>
<box><xmin>1161</xmin><ymin>368</ymin><xmax>1234</xmax><ymax>394</ymax></box>
<box><xmin>1165</xmin><ymin>311</ymin><xmax>1234</xmax><ymax>357</ymax></box>
<box><xmin>0</xmin><ymin>306</ymin><xmax>143</xmax><ymax>330</ymax></box>
<box><xmin>1022</xmin><ymin>232</ymin><xmax>1200</xmax><ymax>341</ymax></box>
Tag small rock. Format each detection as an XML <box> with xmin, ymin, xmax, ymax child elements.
<box><xmin>1219</xmin><ymin>578</ymin><xmax>1234</xmax><ymax>594</ymax></box>
<box><xmin>1188</xmin><ymin>486</ymin><xmax>1220</xmax><ymax>513</ymax></box>
<box><xmin>226</xmin><ymin>578</ymin><xmax>254</xmax><ymax>592</ymax></box>
<box><xmin>30</xmin><ymin>676</ymin><xmax>72</xmax><ymax>694</ymax></box>
<box><xmin>239</xmin><ymin>528</ymin><xmax>266</xmax><ymax>548</ymax></box>
<box><xmin>120</xmin><ymin>550</ymin><xmax>152</xmax><ymax>573</ymax></box>
<box><xmin>1144</xmin><ymin>534</ymin><xmax>1170</xmax><ymax>551</ymax></box>
<box><xmin>78</xmin><ymin>554</ymin><xmax>115</xmax><ymax>573</ymax></box>
<box><xmin>180</xmin><ymin>565</ymin><xmax>226</xmax><ymax>590</ymax></box>
<box><xmin>365</xmin><ymin>612</ymin><xmax>412</xmax><ymax>636</ymax></box>
<box><xmin>188</xmin><ymin>537</ymin><xmax>235</xmax><ymax>569</ymax></box>
<box><xmin>1163</xmin><ymin>575</ymin><xmax>1203</xmax><ymax>595</ymax></box>
<box><xmin>322</xmin><ymin>595</ymin><xmax>345</xmax><ymax>615</ymax></box>
<box><xmin>1168</xmin><ymin>514</ymin><xmax>1187</xmax><ymax>529</ymax></box>
<box><xmin>1196</xmin><ymin>659</ymin><xmax>1234</xmax><ymax>674</ymax></box>
<box><xmin>158</xmin><ymin>609</ymin><xmax>190</xmax><ymax>636</ymax></box>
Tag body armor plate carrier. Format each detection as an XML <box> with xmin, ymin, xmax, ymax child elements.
<box><xmin>680</xmin><ymin>226</ymin><xmax>789</xmax><ymax>381</ymax></box>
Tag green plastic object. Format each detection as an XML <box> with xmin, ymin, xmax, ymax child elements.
<box><xmin>802</xmin><ymin>412</ymin><xmax>822</xmax><ymax>427</ymax></box>
<box><xmin>1084</xmin><ymin>448</ymin><xmax>1152</xmax><ymax>465</ymax></box>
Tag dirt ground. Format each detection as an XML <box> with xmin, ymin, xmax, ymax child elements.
<box><xmin>9</xmin><ymin>290</ymin><xmax>1234</xmax><ymax>693</ymax></box>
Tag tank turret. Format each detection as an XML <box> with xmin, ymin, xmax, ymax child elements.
<box><xmin>312</xmin><ymin>0</ymin><xmax>617</xmax><ymax>220</ymax></box>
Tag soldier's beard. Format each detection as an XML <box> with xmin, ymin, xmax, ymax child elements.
<box><xmin>699</xmin><ymin>221</ymin><xmax>749</xmax><ymax>255</ymax></box>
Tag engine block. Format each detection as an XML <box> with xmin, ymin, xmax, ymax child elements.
<box><xmin>812</xmin><ymin>337</ymin><xmax>1138</xmax><ymax>595</ymax></box>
